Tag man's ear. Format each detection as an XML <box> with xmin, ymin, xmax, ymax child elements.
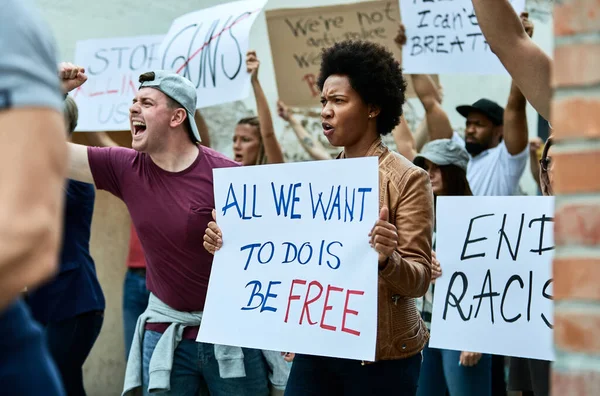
<box><xmin>171</xmin><ymin>108</ymin><xmax>187</xmax><ymax>128</ymax></box>
<box><xmin>494</xmin><ymin>125</ymin><xmax>504</xmax><ymax>143</ymax></box>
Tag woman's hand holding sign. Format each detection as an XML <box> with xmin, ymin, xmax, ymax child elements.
<box><xmin>369</xmin><ymin>206</ymin><xmax>398</xmax><ymax>269</ymax></box>
<box><xmin>204</xmin><ymin>209</ymin><xmax>222</xmax><ymax>255</ymax></box>
<box><xmin>431</xmin><ymin>251</ymin><xmax>442</xmax><ymax>283</ymax></box>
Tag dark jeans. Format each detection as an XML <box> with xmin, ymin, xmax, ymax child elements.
<box><xmin>417</xmin><ymin>343</ymin><xmax>491</xmax><ymax>396</ymax></box>
<box><xmin>284</xmin><ymin>352</ymin><xmax>422</xmax><ymax>396</ymax></box>
<box><xmin>0</xmin><ymin>299</ymin><xmax>65</xmax><ymax>395</ymax></box>
<box><xmin>123</xmin><ymin>268</ymin><xmax>150</xmax><ymax>358</ymax></box>
<box><xmin>45</xmin><ymin>310</ymin><xmax>104</xmax><ymax>396</ymax></box>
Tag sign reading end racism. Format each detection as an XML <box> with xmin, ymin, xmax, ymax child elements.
<box><xmin>430</xmin><ymin>196</ymin><xmax>554</xmax><ymax>361</ymax></box>
<box><xmin>198</xmin><ymin>157</ymin><xmax>379</xmax><ymax>361</ymax></box>
<box><xmin>266</xmin><ymin>0</ymin><xmax>434</xmax><ymax>108</ymax></box>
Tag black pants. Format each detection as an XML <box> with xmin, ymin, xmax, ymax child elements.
<box><xmin>45</xmin><ymin>311</ymin><xmax>104</xmax><ymax>396</ymax></box>
<box><xmin>491</xmin><ymin>355</ymin><xmax>507</xmax><ymax>396</ymax></box>
<box><xmin>285</xmin><ymin>352</ymin><xmax>422</xmax><ymax>396</ymax></box>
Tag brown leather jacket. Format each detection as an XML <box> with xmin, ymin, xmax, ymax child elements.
<box><xmin>339</xmin><ymin>138</ymin><xmax>434</xmax><ymax>362</ymax></box>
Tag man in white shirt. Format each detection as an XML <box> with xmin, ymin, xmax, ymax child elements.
<box><xmin>452</xmin><ymin>97</ymin><xmax>528</xmax><ymax>196</ymax></box>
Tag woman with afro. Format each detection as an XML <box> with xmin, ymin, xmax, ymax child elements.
<box><xmin>203</xmin><ymin>40</ymin><xmax>434</xmax><ymax>395</ymax></box>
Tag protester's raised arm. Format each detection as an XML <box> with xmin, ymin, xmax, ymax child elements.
<box><xmin>414</xmin><ymin>117</ymin><xmax>430</xmax><ymax>152</ymax></box>
<box><xmin>277</xmin><ymin>100</ymin><xmax>331</xmax><ymax>161</ymax></box>
<box><xmin>472</xmin><ymin>2</ymin><xmax>551</xmax><ymax>120</ymax></box>
<box><xmin>502</xmin><ymin>13</ymin><xmax>535</xmax><ymax>156</ymax></box>
<box><xmin>503</xmin><ymin>80</ymin><xmax>529</xmax><ymax>155</ymax></box>
<box><xmin>247</xmin><ymin>51</ymin><xmax>284</xmax><ymax>164</ymax></box>
<box><xmin>392</xmin><ymin>115</ymin><xmax>417</xmax><ymax>161</ymax></box>
<box><xmin>411</xmin><ymin>74</ymin><xmax>453</xmax><ymax>141</ymax></box>
<box><xmin>395</xmin><ymin>24</ymin><xmax>451</xmax><ymax>141</ymax></box>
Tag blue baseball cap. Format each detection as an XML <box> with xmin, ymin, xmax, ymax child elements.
<box><xmin>138</xmin><ymin>71</ymin><xmax>200</xmax><ymax>143</ymax></box>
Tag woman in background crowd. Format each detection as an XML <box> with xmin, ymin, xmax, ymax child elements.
<box><xmin>231</xmin><ymin>50</ymin><xmax>284</xmax><ymax>166</ymax></box>
<box><xmin>411</xmin><ymin>139</ymin><xmax>492</xmax><ymax>396</ymax></box>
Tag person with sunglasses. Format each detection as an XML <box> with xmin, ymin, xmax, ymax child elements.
<box><xmin>507</xmin><ymin>136</ymin><xmax>553</xmax><ymax>396</ymax></box>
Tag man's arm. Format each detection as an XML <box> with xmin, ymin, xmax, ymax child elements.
<box><xmin>502</xmin><ymin>13</ymin><xmax>535</xmax><ymax>156</ymax></box>
<box><xmin>414</xmin><ymin>117</ymin><xmax>430</xmax><ymax>152</ymax></box>
<box><xmin>395</xmin><ymin>25</ymin><xmax>451</xmax><ymax>141</ymax></box>
<box><xmin>0</xmin><ymin>109</ymin><xmax>66</xmax><ymax>309</ymax></box>
<box><xmin>67</xmin><ymin>143</ymin><xmax>94</xmax><ymax>184</ymax></box>
<box><xmin>503</xmin><ymin>80</ymin><xmax>529</xmax><ymax>155</ymax></box>
<box><xmin>392</xmin><ymin>115</ymin><xmax>417</xmax><ymax>161</ymax></box>
<box><xmin>411</xmin><ymin>74</ymin><xmax>453</xmax><ymax>141</ymax></box>
<box><xmin>472</xmin><ymin>2</ymin><xmax>551</xmax><ymax>120</ymax></box>
<box><xmin>0</xmin><ymin>0</ymin><xmax>75</xmax><ymax>309</ymax></box>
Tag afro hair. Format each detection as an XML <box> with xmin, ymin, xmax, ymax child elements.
<box><xmin>317</xmin><ymin>40</ymin><xmax>406</xmax><ymax>136</ymax></box>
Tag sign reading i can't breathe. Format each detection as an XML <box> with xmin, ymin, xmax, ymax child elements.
<box><xmin>430</xmin><ymin>196</ymin><xmax>555</xmax><ymax>361</ymax></box>
<box><xmin>400</xmin><ymin>0</ymin><xmax>526</xmax><ymax>74</ymax></box>
<box><xmin>198</xmin><ymin>157</ymin><xmax>379</xmax><ymax>361</ymax></box>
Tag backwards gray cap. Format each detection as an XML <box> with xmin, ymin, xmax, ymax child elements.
<box><xmin>138</xmin><ymin>71</ymin><xmax>200</xmax><ymax>143</ymax></box>
<box><xmin>413</xmin><ymin>138</ymin><xmax>469</xmax><ymax>171</ymax></box>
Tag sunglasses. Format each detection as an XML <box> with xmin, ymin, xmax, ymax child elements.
<box><xmin>539</xmin><ymin>138</ymin><xmax>553</xmax><ymax>173</ymax></box>
<box><xmin>540</xmin><ymin>156</ymin><xmax>552</xmax><ymax>172</ymax></box>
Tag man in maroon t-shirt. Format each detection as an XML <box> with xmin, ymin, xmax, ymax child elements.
<box><xmin>65</xmin><ymin>70</ymin><xmax>269</xmax><ymax>395</ymax></box>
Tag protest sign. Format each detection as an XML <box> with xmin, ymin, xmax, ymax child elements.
<box><xmin>158</xmin><ymin>0</ymin><xmax>267</xmax><ymax>109</ymax></box>
<box><xmin>72</xmin><ymin>35</ymin><xmax>164</xmax><ymax>131</ymax></box>
<box><xmin>400</xmin><ymin>0</ymin><xmax>526</xmax><ymax>74</ymax></box>
<box><xmin>266</xmin><ymin>0</ymin><xmax>435</xmax><ymax>107</ymax></box>
<box><xmin>430</xmin><ymin>196</ymin><xmax>554</xmax><ymax>361</ymax></box>
<box><xmin>198</xmin><ymin>157</ymin><xmax>379</xmax><ymax>361</ymax></box>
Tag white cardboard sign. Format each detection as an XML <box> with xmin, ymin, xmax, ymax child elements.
<box><xmin>430</xmin><ymin>196</ymin><xmax>555</xmax><ymax>361</ymax></box>
<box><xmin>198</xmin><ymin>157</ymin><xmax>380</xmax><ymax>362</ymax></box>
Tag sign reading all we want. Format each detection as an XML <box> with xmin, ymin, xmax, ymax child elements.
<box><xmin>266</xmin><ymin>0</ymin><xmax>432</xmax><ymax>108</ymax></box>
<box><xmin>198</xmin><ymin>157</ymin><xmax>379</xmax><ymax>361</ymax></box>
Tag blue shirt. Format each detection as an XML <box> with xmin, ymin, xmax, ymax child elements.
<box><xmin>27</xmin><ymin>180</ymin><xmax>105</xmax><ymax>325</ymax></box>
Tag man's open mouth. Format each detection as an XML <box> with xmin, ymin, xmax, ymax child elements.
<box><xmin>133</xmin><ymin>121</ymin><xmax>147</xmax><ymax>135</ymax></box>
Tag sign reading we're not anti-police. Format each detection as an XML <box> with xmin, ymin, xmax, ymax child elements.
<box><xmin>198</xmin><ymin>157</ymin><xmax>379</xmax><ymax>362</ymax></box>
<box><xmin>430</xmin><ymin>196</ymin><xmax>555</xmax><ymax>361</ymax></box>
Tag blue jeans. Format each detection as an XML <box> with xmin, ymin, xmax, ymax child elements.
<box><xmin>45</xmin><ymin>311</ymin><xmax>104</xmax><ymax>396</ymax></box>
<box><xmin>142</xmin><ymin>330</ymin><xmax>269</xmax><ymax>396</ymax></box>
<box><xmin>417</xmin><ymin>343</ymin><xmax>491</xmax><ymax>396</ymax></box>
<box><xmin>0</xmin><ymin>299</ymin><xmax>65</xmax><ymax>395</ymax></box>
<box><xmin>123</xmin><ymin>269</ymin><xmax>150</xmax><ymax>358</ymax></box>
<box><xmin>284</xmin><ymin>352</ymin><xmax>422</xmax><ymax>396</ymax></box>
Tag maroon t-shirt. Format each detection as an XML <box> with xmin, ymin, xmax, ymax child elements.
<box><xmin>88</xmin><ymin>146</ymin><xmax>239</xmax><ymax>338</ymax></box>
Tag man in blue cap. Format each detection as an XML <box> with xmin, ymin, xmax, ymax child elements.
<box><xmin>65</xmin><ymin>69</ymin><xmax>270</xmax><ymax>395</ymax></box>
